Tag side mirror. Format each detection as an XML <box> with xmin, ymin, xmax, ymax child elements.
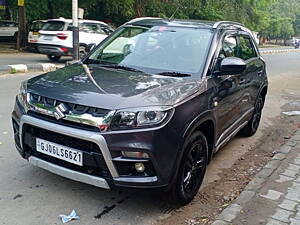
<box><xmin>220</xmin><ymin>57</ymin><xmax>246</xmax><ymax>75</ymax></box>
<box><xmin>85</xmin><ymin>43</ymin><xmax>96</xmax><ymax>53</ymax></box>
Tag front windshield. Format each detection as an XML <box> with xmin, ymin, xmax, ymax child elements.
<box><xmin>85</xmin><ymin>25</ymin><xmax>213</xmax><ymax>77</ymax></box>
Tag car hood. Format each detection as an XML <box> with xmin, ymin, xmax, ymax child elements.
<box><xmin>27</xmin><ymin>64</ymin><xmax>203</xmax><ymax>110</ymax></box>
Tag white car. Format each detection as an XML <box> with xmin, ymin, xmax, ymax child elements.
<box><xmin>37</xmin><ymin>18</ymin><xmax>114</xmax><ymax>62</ymax></box>
<box><xmin>27</xmin><ymin>20</ymin><xmax>47</xmax><ymax>50</ymax></box>
<box><xmin>0</xmin><ymin>20</ymin><xmax>18</xmax><ymax>40</ymax></box>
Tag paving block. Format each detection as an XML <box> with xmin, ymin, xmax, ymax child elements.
<box><xmin>278</xmin><ymin>145</ymin><xmax>292</xmax><ymax>154</ymax></box>
<box><xmin>257</xmin><ymin>168</ymin><xmax>274</xmax><ymax>179</ymax></box>
<box><xmin>266</xmin><ymin>218</ymin><xmax>288</xmax><ymax>225</ymax></box>
<box><xmin>293</xmin><ymin>159</ymin><xmax>300</xmax><ymax>166</ymax></box>
<box><xmin>245</xmin><ymin>177</ymin><xmax>265</xmax><ymax>191</ymax></box>
<box><xmin>285</xmin><ymin>189</ymin><xmax>300</xmax><ymax>202</ymax></box>
<box><xmin>272</xmin><ymin>153</ymin><xmax>287</xmax><ymax>161</ymax></box>
<box><xmin>265</xmin><ymin>160</ymin><xmax>282</xmax><ymax>169</ymax></box>
<box><xmin>287</xmin><ymin>141</ymin><xmax>297</xmax><ymax>147</ymax></box>
<box><xmin>281</xmin><ymin>169</ymin><xmax>298</xmax><ymax>178</ymax></box>
<box><xmin>291</xmin><ymin>134</ymin><xmax>300</xmax><ymax>141</ymax></box>
<box><xmin>260</xmin><ymin>190</ymin><xmax>283</xmax><ymax>201</ymax></box>
<box><xmin>287</xmin><ymin>164</ymin><xmax>300</xmax><ymax>172</ymax></box>
<box><xmin>271</xmin><ymin>208</ymin><xmax>294</xmax><ymax>223</ymax></box>
<box><xmin>276</xmin><ymin>175</ymin><xmax>294</xmax><ymax>183</ymax></box>
<box><xmin>290</xmin><ymin>217</ymin><xmax>300</xmax><ymax>225</ymax></box>
<box><xmin>211</xmin><ymin>220</ymin><xmax>230</xmax><ymax>225</ymax></box>
<box><xmin>234</xmin><ymin>190</ymin><xmax>255</xmax><ymax>205</ymax></box>
<box><xmin>217</xmin><ymin>203</ymin><xmax>242</xmax><ymax>222</ymax></box>
<box><xmin>278</xmin><ymin>199</ymin><xmax>298</xmax><ymax>211</ymax></box>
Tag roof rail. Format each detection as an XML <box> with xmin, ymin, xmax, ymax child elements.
<box><xmin>213</xmin><ymin>21</ymin><xmax>244</xmax><ymax>29</ymax></box>
<box><xmin>126</xmin><ymin>17</ymin><xmax>162</xmax><ymax>24</ymax></box>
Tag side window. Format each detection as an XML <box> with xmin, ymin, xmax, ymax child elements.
<box><xmin>219</xmin><ymin>36</ymin><xmax>238</xmax><ymax>59</ymax></box>
<box><xmin>213</xmin><ymin>35</ymin><xmax>238</xmax><ymax>73</ymax></box>
<box><xmin>80</xmin><ymin>23</ymin><xmax>104</xmax><ymax>34</ymax></box>
<box><xmin>239</xmin><ymin>36</ymin><xmax>257</xmax><ymax>60</ymax></box>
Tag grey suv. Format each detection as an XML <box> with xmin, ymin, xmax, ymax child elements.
<box><xmin>12</xmin><ymin>18</ymin><xmax>268</xmax><ymax>205</ymax></box>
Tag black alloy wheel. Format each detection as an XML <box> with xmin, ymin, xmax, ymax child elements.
<box><xmin>170</xmin><ymin>131</ymin><xmax>208</xmax><ymax>206</ymax></box>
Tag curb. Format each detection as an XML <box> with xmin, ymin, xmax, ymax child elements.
<box><xmin>0</xmin><ymin>63</ymin><xmax>61</xmax><ymax>74</ymax></box>
<box><xmin>212</xmin><ymin>129</ymin><xmax>300</xmax><ymax>225</ymax></box>
<box><xmin>260</xmin><ymin>48</ymin><xmax>300</xmax><ymax>54</ymax></box>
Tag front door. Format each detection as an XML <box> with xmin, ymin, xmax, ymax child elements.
<box><xmin>212</xmin><ymin>34</ymin><xmax>244</xmax><ymax>146</ymax></box>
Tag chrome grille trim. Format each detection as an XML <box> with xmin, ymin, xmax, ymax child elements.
<box><xmin>27</xmin><ymin>93</ymin><xmax>113</xmax><ymax>130</ymax></box>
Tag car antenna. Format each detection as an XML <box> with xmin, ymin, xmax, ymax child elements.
<box><xmin>168</xmin><ymin>0</ymin><xmax>185</xmax><ymax>21</ymax></box>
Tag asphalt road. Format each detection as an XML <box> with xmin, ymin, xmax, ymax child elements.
<box><xmin>0</xmin><ymin>52</ymin><xmax>300</xmax><ymax>225</ymax></box>
<box><xmin>0</xmin><ymin>52</ymin><xmax>70</xmax><ymax>66</ymax></box>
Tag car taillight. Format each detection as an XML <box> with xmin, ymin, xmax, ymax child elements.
<box><xmin>60</xmin><ymin>47</ymin><xmax>69</xmax><ymax>53</ymax></box>
<box><xmin>57</xmin><ymin>33</ymin><xmax>68</xmax><ymax>40</ymax></box>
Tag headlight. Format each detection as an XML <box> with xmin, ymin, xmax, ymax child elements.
<box><xmin>110</xmin><ymin>106</ymin><xmax>174</xmax><ymax>130</ymax></box>
<box><xmin>17</xmin><ymin>81</ymin><xmax>29</xmax><ymax>108</ymax></box>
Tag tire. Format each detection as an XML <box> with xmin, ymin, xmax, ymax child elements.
<box><xmin>47</xmin><ymin>55</ymin><xmax>61</xmax><ymax>62</ymax></box>
<box><xmin>168</xmin><ymin>131</ymin><xmax>208</xmax><ymax>206</ymax></box>
<box><xmin>79</xmin><ymin>45</ymin><xmax>87</xmax><ymax>59</ymax></box>
<box><xmin>240</xmin><ymin>95</ymin><xmax>264</xmax><ymax>137</ymax></box>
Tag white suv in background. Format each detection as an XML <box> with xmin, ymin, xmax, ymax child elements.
<box><xmin>37</xmin><ymin>18</ymin><xmax>114</xmax><ymax>62</ymax></box>
<box><xmin>0</xmin><ymin>20</ymin><xmax>18</xmax><ymax>40</ymax></box>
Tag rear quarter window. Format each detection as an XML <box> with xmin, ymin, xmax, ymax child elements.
<box><xmin>42</xmin><ymin>21</ymin><xmax>66</xmax><ymax>31</ymax></box>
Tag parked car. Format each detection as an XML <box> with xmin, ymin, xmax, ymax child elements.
<box><xmin>12</xmin><ymin>18</ymin><xmax>268</xmax><ymax>205</ymax></box>
<box><xmin>0</xmin><ymin>20</ymin><xmax>18</xmax><ymax>40</ymax></box>
<box><xmin>36</xmin><ymin>18</ymin><xmax>114</xmax><ymax>62</ymax></box>
<box><xmin>295</xmin><ymin>40</ymin><xmax>300</xmax><ymax>49</ymax></box>
<box><xmin>27</xmin><ymin>20</ymin><xmax>47</xmax><ymax>50</ymax></box>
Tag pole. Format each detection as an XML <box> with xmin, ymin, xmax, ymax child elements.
<box><xmin>17</xmin><ymin>0</ymin><xmax>26</xmax><ymax>50</ymax></box>
<box><xmin>72</xmin><ymin>0</ymin><xmax>79</xmax><ymax>61</ymax></box>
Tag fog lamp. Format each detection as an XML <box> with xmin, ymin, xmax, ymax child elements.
<box><xmin>122</xmin><ymin>151</ymin><xmax>149</xmax><ymax>158</ymax></box>
<box><xmin>135</xmin><ymin>163</ymin><xmax>145</xmax><ymax>173</ymax></box>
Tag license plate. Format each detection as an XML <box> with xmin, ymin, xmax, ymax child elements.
<box><xmin>36</xmin><ymin>138</ymin><xmax>83</xmax><ymax>166</ymax></box>
<box><xmin>32</xmin><ymin>32</ymin><xmax>39</xmax><ymax>35</ymax></box>
<box><xmin>44</xmin><ymin>36</ymin><xmax>53</xmax><ymax>41</ymax></box>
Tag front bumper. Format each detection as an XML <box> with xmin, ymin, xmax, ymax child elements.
<box><xmin>14</xmin><ymin>114</ymin><xmax>165</xmax><ymax>189</ymax></box>
<box><xmin>29</xmin><ymin>156</ymin><xmax>110</xmax><ymax>189</ymax></box>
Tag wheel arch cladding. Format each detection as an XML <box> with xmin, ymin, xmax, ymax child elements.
<box><xmin>183</xmin><ymin>116</ymin><xmax>215</xmax><ymax>163</ymax></box>
<box><xmin>195</xmin><ymin>120</ymin><xmax>215</xmax><ymax>162</ymax></box>
<box><xmin>260</xmin><ymin>86</ymin><xmax>268</xmax><ymax>102</ymax></box>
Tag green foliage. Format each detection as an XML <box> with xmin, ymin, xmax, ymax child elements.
<box><xmin>5</xmin><ymin>0</ymin><xmax>300</xmax><ymax>39</ymax></box>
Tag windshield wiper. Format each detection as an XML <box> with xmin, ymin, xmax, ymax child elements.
<box><xmin>157</xmin><ymin>72</ymin><xmax>191</xmax><ymax>77</ymax></box>
<box><xmin>100</xmin><ymin>64</ymin><xmax>144</xmax><ymax>73</ymax></box>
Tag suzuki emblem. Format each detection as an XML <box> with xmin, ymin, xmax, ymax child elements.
<box><xmin>54</xmin><ymin>103</ymin><xmax>68</xmax><ymax>120</ymax></box>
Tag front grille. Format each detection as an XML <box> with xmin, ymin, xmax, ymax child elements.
<box><xmin>29</xmin><ymin>93</ymin><xmax>109</xmax><ymax>117</ymax></box>
<box><xmin>22</xmin><ymin>124</ymin><xmax>112</xmax><ymax>179</ymax></box>
<box><xmin>28</xmin><ymin>93</ymin><xmax>110</xmax><ymax>131</ymax></box>
<box><xmin>28</xmin><ymin>111</ymin><xmax>99</xmax><ymax>132</ymax></box>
